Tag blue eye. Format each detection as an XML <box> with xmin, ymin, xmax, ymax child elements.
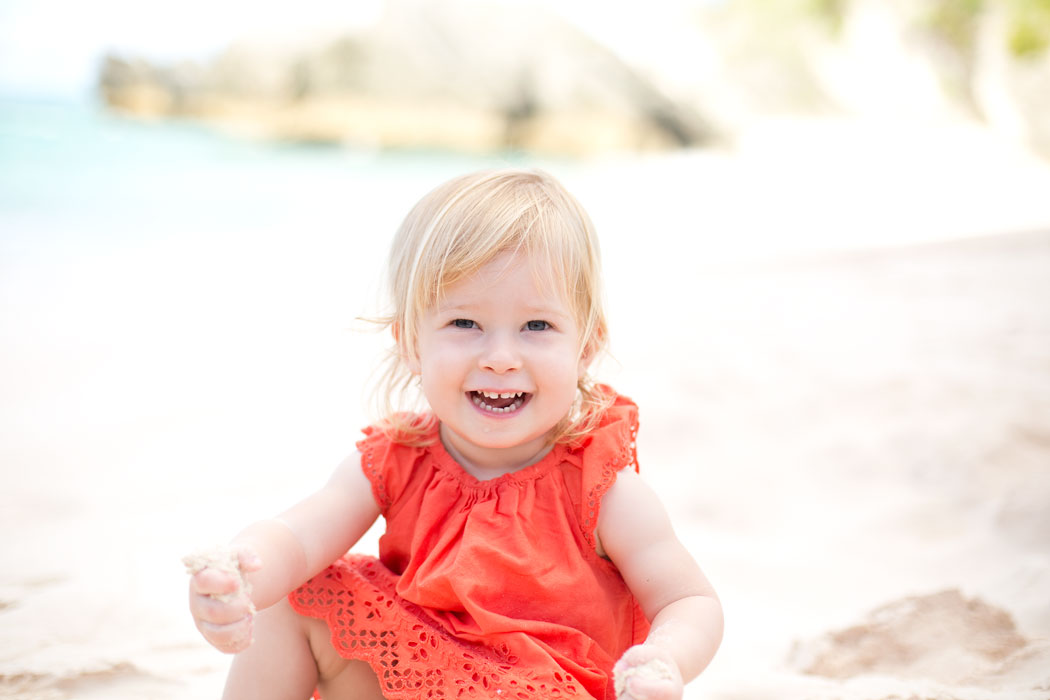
<box><xmin>525</xmin><ymin>320</ymin><xmax>550</xmax><ymax>331</ymax></box>
<box><xmin>452</xmin><ymin>319</ymin><xmax>476</xmax><ymax>329</ymax></box>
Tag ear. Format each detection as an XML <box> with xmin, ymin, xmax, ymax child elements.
<box><xmin>392</xmin><ymin>322</ymin><xmax>421</xmax><ymax>375</ymax></box>
<box><xmin>577</xmin><ymin>333</ymin><xmax>601</xmax><ymax>378</ymax></box>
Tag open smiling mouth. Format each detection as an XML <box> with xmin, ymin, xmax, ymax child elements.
<box><xmin>469</xmin><ymin>390</ymin><xmax>530</xmax><ymax>414</ymax></box>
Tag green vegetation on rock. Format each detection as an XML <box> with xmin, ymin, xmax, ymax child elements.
<box><xmin>1007</xmin><ymin>0</ymin><xmax>1050</xmax><ymax>57</ymax></box>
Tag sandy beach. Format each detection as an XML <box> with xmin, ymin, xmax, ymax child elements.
<box><xmin>2</xmin><ymin>116</ymin><xmax>1049</xmax><ymax>699</ymax></box>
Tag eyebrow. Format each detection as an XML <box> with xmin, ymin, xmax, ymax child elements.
<box><xmin>434</xmin><ymin>301</ymin><xmax>572</xmax><ymax>320</ymax></box>
<box><xmin>521</xmin><ymin>304</ymin><xmax>572</xmax><ymax>319</ymax></box>
<box><xmin>433</xmin><ymin>301</ymin><xmax>474</xmax><ymax>314</ymax></box>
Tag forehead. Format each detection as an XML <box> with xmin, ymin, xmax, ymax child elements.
<box><xmin>434</xmin><ymin>251</ymin><xmax>573</xmax><ymax>316</ymax></box>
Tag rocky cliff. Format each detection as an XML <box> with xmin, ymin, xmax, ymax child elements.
<box><xmin>98</xmin><ymin>1</ymin><xmax>713</xmax><ymax>155</ymax></box>
<box><xmin>97</xmin><ymin>0</ymin><xmax>1050</xmax><ymax>158</ymax></box>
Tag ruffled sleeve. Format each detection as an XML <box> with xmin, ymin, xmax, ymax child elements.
<box><xmin>356</xmin><ymin>419</ymin><xmax>434</xmax><ymax>513</ymax></box>
<box><xmin>574</xmin><ymin>388</ymin><xmax>640</xmax><ymax>548</ymax></box>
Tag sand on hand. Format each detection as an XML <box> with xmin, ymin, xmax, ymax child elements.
<box><xmin>182</xmin><ymin>546</ymin><xmax>256</xmax><ymax>612</ymax></box>
<box><xmin>614</xmin><ymin>657</ymin><xmax>677</xmax><ymax>699</ymax></box>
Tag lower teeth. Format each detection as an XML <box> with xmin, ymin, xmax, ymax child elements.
<box><xmin>473</xmin><ymin>396</ymin><xmax>522</xmax><ymax>414</ymax></box>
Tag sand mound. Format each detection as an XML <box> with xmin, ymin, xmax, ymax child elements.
<box><xmin>790</xmin><ymin>590</ymin><xmax>1047</xmax><ymax>687</ymax></box>
<box><xmin>0</xmin><ymin>662</ymin><xmax>176</xmax><ymax>700</ymax></box>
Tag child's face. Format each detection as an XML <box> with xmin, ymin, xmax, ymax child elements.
<box><xmin>410</xmin><ymin>251</ymin><xmax>588</xmax><ymax>468</ymax></box>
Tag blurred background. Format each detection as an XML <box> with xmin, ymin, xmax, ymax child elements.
<box><xmin>2</xmin><ymin>1</ymin><xmax>1050</xmax><ymax>698</ymax></box>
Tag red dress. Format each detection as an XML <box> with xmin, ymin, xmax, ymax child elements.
<box><xmin>289</xmin><ymin>392</ymin><xmax>649</xmax><ymax>699</ymax></box>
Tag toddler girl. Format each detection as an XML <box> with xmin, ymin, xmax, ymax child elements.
<box><xmin>187</xmin><ymin>168</ymin><xmax>723</xmax><ymax>700</ymax></box>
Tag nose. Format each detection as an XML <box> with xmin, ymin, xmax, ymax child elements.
<box><xmin>478</xmin><ymin>331</ymin><xmax>522</xmax><ymax>374</ymax></box>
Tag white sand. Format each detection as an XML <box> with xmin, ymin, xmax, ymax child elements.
<box><xmin>2</xmin><ymin>117</ymin><xmax>1050</xmax><ymax>699</ymax></box>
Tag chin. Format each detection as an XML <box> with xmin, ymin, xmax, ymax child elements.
<box><xmin>467</xmin><ymin>422</ymin><xmax>552</xmax><ymax>450</ymax></box>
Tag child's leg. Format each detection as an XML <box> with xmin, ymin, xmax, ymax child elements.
<box><xmin>222</xmin><ymin>598</ymin><xmax>318</xmax><ymax>699</ymax></box>
<box><xmin>222</xmin><ymin>597</ymin><xmax>386</xmax><ymax>700</ymax></box>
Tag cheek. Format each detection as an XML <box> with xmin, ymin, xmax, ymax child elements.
<box><xmin>418</xmin><ymin>366</ymin><xmax>459</xmax><ymax>411</ymax></box>
<box><xmin>417</xmin><ymin>343</ymin><xmax>469</xmax><ymax>394</ymax></box>
<box><xmin>539</xmin><ymin>346</ymin><xmax>586</xmax><ymax>387</ymax></box>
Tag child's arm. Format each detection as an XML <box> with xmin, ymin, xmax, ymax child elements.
<box><xmin>187</xmin><ymin>451</ymin><xmax>381</xmax><ymax>653</ymax></box>
<box><xmin>597</xmin><ymin>468</ymin><xmax>724</xmax><ymax>700</ymax></box>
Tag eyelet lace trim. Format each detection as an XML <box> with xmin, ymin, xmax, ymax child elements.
<box><xmin>359</xmin><ymin>436</ymin><xmax>389</xmax><ymax>510</ymax></box>
<box><xmin>290</xmin><ymin>556</ymin><xmax>586</xmax><ymax>699</ymax></box>
<box><xmin>578</xmin><ymin>408</ymin><xmax>639</xmax><ymax>550</ymax></box>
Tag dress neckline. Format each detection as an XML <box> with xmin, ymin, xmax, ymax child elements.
<box><xmin>426</xmin><ymin>423</ymin><xmax>569</xmax><ymax>488</ymax></box>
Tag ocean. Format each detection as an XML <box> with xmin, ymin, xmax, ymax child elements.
<box><xmin>0</xmin><ymin>96</ymin><xmax>533</xmax><ymax>265</ymax></box>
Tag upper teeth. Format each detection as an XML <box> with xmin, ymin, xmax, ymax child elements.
<box><xmin>480</xmin><ymin>391</ymin><xmax>524</xmax><ymax>399</ymax></box>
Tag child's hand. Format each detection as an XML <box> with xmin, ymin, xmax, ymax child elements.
<box><xmin>613</xmin><ymin>644</ymin><xmax>683</xmax><ymax>700</ymax></box>
<box><xmin>184</xmin><ymin>544</ymin><xmax>261</xmax><ymax>654</ymax></box>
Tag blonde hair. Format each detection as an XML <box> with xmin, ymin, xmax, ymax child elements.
<box><xmin>371</xmin><ymin>168</ymin><xmax>612</xmax><ymax>445</ymax></box>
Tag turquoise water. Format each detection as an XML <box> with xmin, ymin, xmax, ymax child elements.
<box><xmin>0</xmin><ymin>96</ymin><xmax>540</xmax><ymax>272</ymax></box>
